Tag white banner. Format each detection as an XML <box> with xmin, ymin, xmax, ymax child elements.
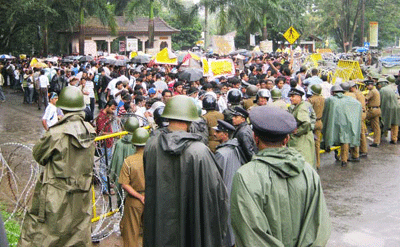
<box><xmin>126</xmin><ymin>38</ymin><xmax>138</xmax><ymax>52</ymax></box>
<box><xmin>260</xmin><ymin>40</ymin><xmax>273</xmax><ymax>53</ymax></box>
<box><xmin>369</xmin><ymin>22</ymin><xmax>378</xmax><ymax>47</ymax></box>
<box><xmin>250</xmin><ymin>34</ymin><xmax>256</xmax><ymax>46</ymax></box>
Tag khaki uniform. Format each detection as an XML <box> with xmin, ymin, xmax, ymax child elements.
<box><xmin>344</xmin><ymin>91</ymin><xmax>357</xmax><ymax>99</ymax></box>
<box><xmin>119</xmin><ymin>148</ymin><xmax>145</xmax><ymax>247</ymax></box>
<box><xmin>19</xmin><ymin>112</ymin><xmax>96</xmax><ymax>247</ymax></box>
<box><xmin>351</xmin><ymin>91</ymin><xmax>368</xmax><ymax>157</ymax></box>
<box><xmin>270</xmin><ymin>99</ymin><xmax>289</xmax><ymax>111</ymax></box>
<box><xmin>308</xmin><ymin>95</ymin><xmax>325</xmax><ymax>169</ymax></box>
<box><xmin>203</xmin><ymin>110</ymin><xmax>224</xmax><ymax>152</ymax></box>
<box><xmin>243</xmin><ymin>97</ymin><xmax>256</xmax><ymax>110</ymax></box>
<box><xmin>366</xmin><ymin>88</ymin><xmax>381</xmax><ymax>144</ymax></box>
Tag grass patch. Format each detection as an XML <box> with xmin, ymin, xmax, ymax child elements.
<box><xmin>0</xmin><ymin>206</ymin><xmax>21</xmax><ymax>246</ymax></box>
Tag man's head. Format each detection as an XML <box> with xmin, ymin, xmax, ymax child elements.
<box><xmin>250</xmin><ymin>106</ymin><xmax>297</xmax><ymax>148</ymax></box>
<box><xmin>311</xmin><ymin>68</ymin><xmax>318</xmax><ymax>76</ymax></box>
<box><xmin>330</xmin><ymin>84</ymin><xmax>344</xmax><ymax>95</ymax></box>
<box><xmin>254</xmin><ymin>89</ymin><xmax>270</xmax><ymax>106</ymax></box>
<box><xmin>162</xmin><ymin>89</ymin><xmax>173</xmax><ymax>103</ymax></box>
<box><xmin>288</xmin><ymin>88</ymin><xmax>304</xmax><ymax>105</ymax></box>
<box><xmin>49</xmin><ymin>92</ymin><xmax>58</xmax><ymax>105</ymax></box>
<box><xmin>104</xmin><ymin>99</ymin><xmax>117</xmax><ymax>114</ymax></box>
<box><xmin>231</xmin><ymin>107</ymin><xmax>248</xmax><ymax>126</ymax></box>
<box><xmin>275</xmin><ymin>77</ymin><xmax>285</xmax><ymax>89</ymax></box>
<box><xmin>213</xmin><ymin>119</ymin><xmax>235</xmax><ymax>143</ymax></box>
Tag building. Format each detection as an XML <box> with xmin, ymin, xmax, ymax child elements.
<box><xmin>59</xmin><ymin>16</ymin><xmax>180</xmax><ymax>55</ymax></box>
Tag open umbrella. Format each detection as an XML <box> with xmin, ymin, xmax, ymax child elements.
<box><xmin>131</xmin><ymin>55</ymin><xmax>151</xmax><ymax>64</ymax></box>
<box><xmin>79</xmin><ymin>55</ymin><xmax>94</xmax><ymax>62</ymax></box>
<box><xmin>179</xmin><ymin>68</ymin><xmax>203</xmax><ymax>82</ymax></box>
<box><xmin>114</xmin><ymin>60</ymin><xmax>127</xmax><ymax>67</ymax></box>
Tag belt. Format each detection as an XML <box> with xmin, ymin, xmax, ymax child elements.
<box><xmin>369</xmin><ymin>106</ymin><xmax>380</xmax><ymax>109</ymax></box>
<box><xmin>316</xmin><ymin>118</ymin><xmax>322</xmax><ymax>121</ymax></box>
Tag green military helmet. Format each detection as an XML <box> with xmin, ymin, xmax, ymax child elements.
<box><xmin>270</xmin><ymin>88</ymin><xmax>282</xmax><ymax>99</ymax></box>
<box><xmin>340</xmin><ymin>82</ymin><xmax>350</xmax><ymax>91</ymax></box>
<box><xmin>331</xmin><ymin>84</ymin><xmax>344</xmax><ymax>93</ymax></box>
<box><xmin>387</xmin><ymin>75</ymin><xmax>396</xmax><ymax>83</ymax></box>
<box><xmin>124</xmin><ymin>117</ymin><xmax>139</xmax><ymax>133</ymax></box>
<box><xmin>377</xmin><ymin>77</ymin><xmax>389</xmax><ymax>85</ymax></box>
<box><xmin>131</xmin><ymin>128</ymin><xmax>149</xmax><ymax>146</ymax></box>
<box><xmin>56</xmin><ymin>86</ymin><xmax>85</xmax><ymax>111</ymax></box>
<box><xmin>161</xmin><ymin>95</ymin><xmax>200</xmax><ymax>122</ymax></box>
<box><xmin>246</xmin><ymin>85</ymin><xmax>259</xmax><ymax>97</ymax></box>
<box><xmin>310</xmin><ymin>84</ymin><xmax>322</xmax><ymax>95</ymax></box>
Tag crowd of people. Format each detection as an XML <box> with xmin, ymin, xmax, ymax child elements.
<box><xmin>3</xmin><ymin>49</ymin><xmax>400</xmax><ymax>246</ymax></box>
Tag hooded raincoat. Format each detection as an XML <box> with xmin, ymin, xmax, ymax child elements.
<box><xmin>322</xmin><ymin>93</ymin><xmax>362</xmax><ymax>148</ymax></box>
<box><xmin>288</xmin><ymin>101</ymin><xmax>316</xmax><ymax>168</ymax></box>
<box><xmin>379</xmin><ymin>85</ymin><xmax>400</xmax><ymax>131</ymax></box>
<box><xmin>215</xmin><ymin>139</ymin><xmax>246</xmax><ymax>247</ymax></box>
<box><xmin>109</xmin><ymin>134</ymin><xmax>136</xmax><ymax>206</ymax></box>
<box><xmin>19</xmin><ymin>111</ymin><xmax>96</xmax><ymax>247</ymax></box>
<box><xmin>143</xmin><ymin>130</ymin><xmax>229</xmax><ymax>247</ymax></box>
<box><xmin>231</xmin><ymin>147</ymin><xmax>331</xmax><ymax>247</ymax></box>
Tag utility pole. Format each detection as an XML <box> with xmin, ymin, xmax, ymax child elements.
<box><xmin>361</xmin><ymin>0</ymin><xmax>365</xmax><ymax>46</ymax></box>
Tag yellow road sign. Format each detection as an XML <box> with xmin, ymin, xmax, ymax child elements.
<box><xmin>283</xmin><ymin>26</ymin><xmax>300</xmax><ymax>44</ymax></box>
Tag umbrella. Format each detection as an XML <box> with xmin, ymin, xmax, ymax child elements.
<box><xmin>114</xmin><ymin>60</ymin><xmax>127</xmax><ymax>67</ymax></box>
<box><xmin>61</xmin><ymin>58</ymin><xmax>73</xmax><ymax>63</ymax></box>
<box><xmin>131</xmin><ymin>55</ymin><xmax>151</xmax><ymax>64</ymax></box>
<box><xmin>179</xmin><ymin>68</ymin><xmax>203</xmax><ymax>82</ymax></box>
<box><xmin>79</xmin><ymin>55</ymin><xmax>94</xmax><ymax>62</ymax></box>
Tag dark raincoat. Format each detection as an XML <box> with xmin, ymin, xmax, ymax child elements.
<box><xmin>19</xmin><ymin>112</ymin><xmax>96</xmax><ymax>247</ymax></box>
<box><xmin>231</xmin><ymin>147</ymin><xmax>331</xmax><ymax>247</ymax></box>
<box><xmin>379</xmin><ymin>85</ymin><xmax>400</xmax><ymax>131</ymax></box>
<box><xmin>189</xmin><ymin>117</ymin><xmax>209</xmax><ymax>146</ymax></box>
<box><xmin>322</xmin><ymin>93</ymin><xmax>362</xmax><ymax>148</ymax></box>
<box><xmin>143</xmin><ymin>130</ymin><xmax>229</xmax><ymax>247</ymax></box>
<box><xmin>215</xmin><ymin>139</ymin><xmax>246</xmax><ymax>247</ymax></box>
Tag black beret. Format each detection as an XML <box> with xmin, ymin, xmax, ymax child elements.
<box><xmin>213</xmin><ymin>119</ymin><xmax>236</xmax><ymax>132</ymax></box>
<box><xmin>288</xmin><ymin>88</ymin><xmax>304</xmax><ymax>96</ymax></box>
<box><xmin>232</xmin><ymin>106</ymin><xmax>249</xmax><ymax>118</ymax></box>
<box><xmin>249</xmin><ymin>106</ymin><xmax>296</xmax><ymax>135</ymax></box>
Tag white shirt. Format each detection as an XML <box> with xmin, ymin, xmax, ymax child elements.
<box><xmin>154</xmin><ymin>80</ymin><xmax>168</xmax><ymax>91</ymax></box>
<box><xmin>85</xmin><ymin>80</ymin><xmax>95</xmax><ymax>98</ymax></box>
<box><xmin>42</xmin><ymin>104</ymin><xmax>58</xmax><ymax>128</ymax></box>
<box><xmin>39</xmin><ymin>75</ymin><xmax>49</xmax><ymax>88</ymax></box>
<box><xmin>107</xmin><ymin>78</ymin><xmax>119</xmax><ymax>92</ymax></box>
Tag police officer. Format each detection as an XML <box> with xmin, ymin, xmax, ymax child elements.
<box><xmin>243</xmin><ymin>85</ymin><xmax>258</xmax><ymax>110</ymax></box>
<box><xmin>230</xmin><ymin>106</ymin><xmax>331</xmax><ymax>247</ymax></box>
<box><xmin>189</xmin><ymin>105</ymin><xmax>209</xmax><ymax>146</ymax></box>
<box><xmin>252</xmin><ymin>89</ymin><xmax>270</xmax><ymax>107</ymax></box>
<box><xmin>19</xmin><ymin>86</ymin><xmax>96</xmax><ymax>246</ymax></box>
<box><xmin>143</xmin><ymin>95</ymin><xmax>228</xmax><ymax>247</ymax></box>
<box><xmin>349</xmin><ymin>81</ymin><xmax>368</xmax><ymax>158</ymax></box>
<box><xmin>288</xmin><ymin>88</ymin><xmax>316</xmax><ymax>168</ymax></box>
<box><xmin>231</xmin><ymin>106</ymin><xmax>256</xmax><ymax>162</ymax></box>
<box><xmin>365</xmin><ymin>80</ymin><xmax>381</xmax><ymax>147</ymax></box>
<box><xmin>270</xmin><ymin>88</ymin><xmax>288</xmax><ymax>111</ymax></box>
<box><xmin>223</xmin><ymin>88</ymin><xmax>242</xmax><ymax>125</ymax></box>
<box><xmin>341</xmin><ymin>82</ymin><xmax>357</xmax><ymax>99</ymax></box>
<box><xmin>376</xmin><ymin>78</ymin><xmax>400</xmax><ymax>144</ymax></box>
<box><xmin>308</xmin><ymin>84</ymin><xmax>325</xmax><ymax>169</ymax></box>
<box><xmin>119</xmin><ymin>127</ymin><xmax>149</xmax><ymax>247</ymax></box>
<box><xmin>203</xmin><ymin>95</ymin><xmax>224</xmax><ymax>152</ymax></box>
<box><xmin>213</xmin><ymin>119</ymin><xmax>246</xmax><ymax>247</ymax></box>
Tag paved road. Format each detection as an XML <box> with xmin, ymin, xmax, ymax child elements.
<box><xmin>1</xmin><ymin>88</ymin><xmax>399</xmax><ymax>246</ymax></box>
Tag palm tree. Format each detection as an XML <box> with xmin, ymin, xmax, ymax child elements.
<box><xmin>126</xmin><ymin>0</ymin><xmax>185</xmax><ymax>49</ymax></box>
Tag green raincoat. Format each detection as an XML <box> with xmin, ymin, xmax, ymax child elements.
<box><xmin>109</xmin><ymin>134</ymin><xmax>136</xmax><ymax>207</ymax></box>
<box><xmin>379</xmin><ymin>85</ymin><xmax>400</xmax><ymax>131</ymax></box>
<box><xmin>19</xmin><ymin>111</ymin><xmax>96</xmax><ymax>247</ymax></box>
<box><xmin>231</xmin><ymin>147</ymin><xmax>331</xmax><ymax>247</ymax></box>
<box><xmin>288</xmin><ymin>101</ymin><xmax>316</xmax><ymax>168</ymax></box>
<box><xmin>322</xmin><ymin>93</ymin><xmax>362</xmax><ymax>148</ymax></box>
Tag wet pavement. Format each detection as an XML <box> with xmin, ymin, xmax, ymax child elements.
<box><xmin>1</xmin><ymin>87</ymin><xmax>399</xmax><ymax>246</ymax></box>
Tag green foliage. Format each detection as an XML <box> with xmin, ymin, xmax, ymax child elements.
<box><xmin>1</xmin><ymin>207</ymin><xmax>21</xmax><ymax>246</ymax></box>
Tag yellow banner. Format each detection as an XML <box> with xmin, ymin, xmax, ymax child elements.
<box><xmin>209</xmin><ymin>59</ymin><xmax>235</xmax><ymax>77</ymax></box>
<box><xmin>369</xmin><ymin>22</ymin><xmax>378</xmax><ymax>47</ymax></box>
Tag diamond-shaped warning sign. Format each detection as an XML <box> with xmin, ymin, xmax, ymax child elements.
<box><xmin>283</xmin><ymin>26</ymin><xmax>300</xmax><ymax>44</ymax></box>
